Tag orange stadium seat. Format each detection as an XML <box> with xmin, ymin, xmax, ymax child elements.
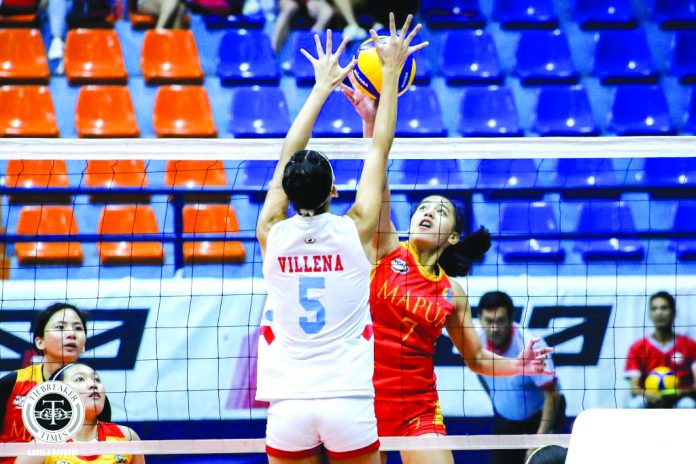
<box><xmin>183</xmin><ymin>204</ymin><xmax>246</xmax><ymax>264</ymax></box>
<box><xmin>5</xmin><ymin>160</ymin><xmax>70</xmax><ymax>203</ymax></box>
<box><xmin>140</xmin><ymin>30</ymin><xmax>203</xmax><ymax>84</ymax></box>
<box><xmin>97</xmin><ymin>205</ymin><xmax>164</xmax><ymax>265</ymax></box>
<box><xmin>16</xmin><ymin>206</ymin><xmax>84</xmax><ymax>265</ymax></box>
<box><xmin>84</xmin><ymin>160</ymin><xmax>149</xmax><ymax>203</ymax></box>
<box><xmin>0</xmin><ymin>29</ymin><xmax>48</xmax><ymax>83</ymax></box>
<box><xmin>0</xmin><ymin>13</ymin><xmax>38</xmax><ymax>27</ymax></box>
<box><xmin>152</xmin><ymin>86</ymin><xmax>217</xmax><ymax>137</ymax></box>
<box><xmin>164</xmin><ymin>160</ymin><xmax>229</xmax><ymax>202</ymax></box>
<box><xmin>64</xmin><ymin>29</ymin><xmax>127</xmax><ymax>85</ymax></box>
<box><xmin>0</xmin><ymin>86</ymin><xmax>58</xmax><ymax>137</ymax></box>
<box><xmin>75</xmin><ymin>86</ymin><xmax>139</xmax><ymax>138</ymax></box>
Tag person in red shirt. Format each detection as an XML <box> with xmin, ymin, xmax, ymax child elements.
<box><xmin>625</xmin><ymin>291</ymin><xmax>696</xmax><ymax>409</ymax></box>
<box><xmin>341</xmin><ymin>80</ymin><xmax>554</xmax><ymax>464</ymax></box>
<box><xmin>0</xmin><ymin>303</ymin><xmax>110</xmax><ymax>463</ymax></box>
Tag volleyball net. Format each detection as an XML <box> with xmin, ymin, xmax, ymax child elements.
<box><xmin>0</xmin><ymin>137</ymin><xmax>695</xmax><ymax>460</ymax></box>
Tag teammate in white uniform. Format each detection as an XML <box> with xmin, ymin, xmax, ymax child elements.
<box><xmin>255</xmin><ymin>14</ymin><xmax>428</xmax><ymax>464</ymax></box>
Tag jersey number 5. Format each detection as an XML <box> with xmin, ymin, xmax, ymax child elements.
<box><xmin>299</xmin><ymin>277</ymin><xmax>326</xmax><ymax>334</ymax></box>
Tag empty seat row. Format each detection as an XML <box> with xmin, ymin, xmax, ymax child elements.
<box><xmin>6</xmin><ymin>158</ymin><xmax>696</xmax><ymax>199</ymax></box>
<box><xmin>442</xmin><ymin>29</ymin><xmax>696</xmax><ymax>86</ymax></box>
<box><xmin>13</xmin><ymin>204</ymin><xmax>245</xmax><ymax>266</ymax></box>
<box><xmin>421</xmin><ymin>0</ymin><xmax>696</xmax><ymax>30</ymax></box>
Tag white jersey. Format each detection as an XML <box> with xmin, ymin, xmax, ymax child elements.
<box><xmin>256</xmin><ymin>213</ymin><xmax>374</xmax><ymax>401</ymax></box>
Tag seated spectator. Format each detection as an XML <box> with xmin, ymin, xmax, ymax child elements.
<box><xmin>625</xmin><ymin>291</ymin><xmax>696</xmax><ymax>409</ymax></box>
<box><xmin>137</xmin><ymin>0</ymin><xmax>187</xmax><ymax>28</ymax></box>
<box><xmin>525</xmin><ymin>445</ymin><xmax>568</xmax><ymax>464</ymax></box>
<box><xmin>46</xmin><ymin>0</ymin><xmax>69</xmax><ymax>60</ymax></box>
<box><xmin>271</xmin><ymin>0</ymin><xmax>333</xmax><ymax>54</ymax></box>
<box><xmin>477</xmin><ymin>291</ymin><xmax>566</xmax><ymax>464</ymax></box>
<box><xmin>332</xmin><ymin>0</ymin><xmax>367</xmax><ymax>41</ymax></box>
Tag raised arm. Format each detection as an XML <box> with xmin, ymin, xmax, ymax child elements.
<box><xmin>346</xmin><ymin>13</ymin><xmax>428</xmax><ymax>259</ymax></box>
<box><xmin>445</xmin><ymin>281</ymin><xmax>554</xmax><ymax>377</ymax></box>
<box><xmin>256</xmin><ymin>31</ymin><xmax>355</xmax><ymax>255</ymax></box>
<box><xmin>341</xmin><ymin>74</ymin><xmax>399</xmax><ymax>261</ymax></box>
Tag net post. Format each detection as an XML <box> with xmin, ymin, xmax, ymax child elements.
<box><xmin>172</xmin><ymin>193</ymin><xmax>185</xmax><ymax>271</ymax></box>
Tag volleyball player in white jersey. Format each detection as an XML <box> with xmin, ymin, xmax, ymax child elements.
<box><xmin>255</xmin><ymin>14</ymin><xmax>427</xmax><ymax>464</ymax></box>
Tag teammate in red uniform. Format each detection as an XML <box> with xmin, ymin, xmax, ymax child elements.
<box><xmin>0</xmin><ymin>303</ymin><xmax>112</xmax><ymax>463</ymax></box>
<box><xmin>341</xmin><ymin>82</ymin><xmax>554</xmax><ymax>464</ymax></box>
<box><xmin>16</xmin><ymin>363</ymin><xmax>144</xmax><ymax>464</ymax></box>
<box><xmin>625</xmin><ymin>291</ymin><xmax>696</xmax><ymax>409</ymax></box>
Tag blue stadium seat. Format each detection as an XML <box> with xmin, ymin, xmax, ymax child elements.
<box><xmin>396</xmin><ymin>86</ymin><xmax>447</xmax><ymax>137</ymax></box>
<box><xmin>554</xmin><ymin>159</ymin><xmax>620</xmax><ymax>197</ymax></box>
<box><xmin>493</xmin><ymin>0</ymin><xmax>558</xmax><ymax>29</ymax></box>
<box><xmin>574</xmin><ymin>201</ymin><xmax>645</xmax><ymax>261</ymax></box>
<box><xmin>671</xmin><ymin>31</ymin><xmax>696</xmax><ymax>84</ymax></box>
<box><xmin>391</xmin><ymin>160</ymin><xmax>466</xmax><ymax>190</ymax></box>
<box><xmin>515</xmin><ymin>30</ymin><xmax>578</xmax><ymax>85</ymax></box>
<box><xmin>333</xmin><ymin>159</ymin><xmax>363</xmax><ymax>188</ymax></box>
<box><xmin>534</xmin><ymin>85</ymin><xmax>599</xmax><ymax>136</ymax></box>
<box><xmin>670</xmin><ymin>200</ymin><xmax>696</xmax><ymax>260</ymax></box>
<box><xmin>238</xmin><ymin>160</ymin><xmax>274</xmax><ymax>192</ymax></box>
<box><xmin>476</xmin><ymin>159</ymin><xmax>539</xmax><ymax>192</ymax></box>
<box><xmin>686</xmin><ymin>88</ymin><xmax>696</xmax><ymax>134</ymax></box>
<box><xmin>217</xmin><ymin>30</ymin><xmax>280</xmax><ymax>86</ymax></box>
<box><xmin>592</xmin><ymin>30</ymin><xmax>659</xmax><ymax>84</ymax></box>
<box><xmin>639</xmin><ymin>158</ymin><xmax>696</xmax><ymax>191</ymax></box>
<box><xmin>228</xmin><ymin>86</ymin><xmax>291</xmax><ymax>138</ymax></box>
<box><xmin>203</xmin><ymin>13</ymin><xmax>265</xmax><ymax>29</ymax></box>
<box><xmin>440</xmin><ymin>30</ymin><xmax>503</xmax><ymax>85</ymax></box>
<box><xmin>421</xmin><ymin>0</ymin><xmax>485</xmax><ymax>28</ymax></box>
<box><xmin>575</xmin><ymin>0</ymin><xmax>636</xmax><ymax>29</ymax></box>
<box><xmin>286</xmin><ymin>31</ymin><xmax>350</xmax><ymax>87</ymax></box>
<box><xmin>313</xmin><ymin>89</ymin><xmax>362</xmax><ymax>137</ymax></box>
<box><xmin>459</xmin><ymin>86</ymin><xmax>523</xmax><ymax>137</ymax></box>
<box><xmin>499</xmin><ymin>202</ymin><xmax>565</xmax><ymax>262</ymax></box>
<box><xmin>653</xmin><ymin>0</ymin><xmax>696</xmax><ymax>29</ymax></box>
<box><xmin>609</xmin><ymin>85</ymin><xmax>676</xmax><ymax>135</ymax></box>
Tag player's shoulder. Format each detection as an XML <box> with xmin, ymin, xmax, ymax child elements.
<box><xmin>628</xmin><ymin>336</ymin><xmax>651</xmax><ymax>352</ymax></box>
<box><xmin>675</xmin><ymin>334</ymin><xmax>696</xmax><ymax>348</ymax></box>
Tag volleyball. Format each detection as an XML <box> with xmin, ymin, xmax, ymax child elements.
<box><xmin>644</xmin><ymin>366</ymin><xmax>679</xmax><ymax>394</ymax></box>
<box><xmin>352</xmin><ymin>36</ymin><xmax>416</xmax><ymax>100</ymax></box>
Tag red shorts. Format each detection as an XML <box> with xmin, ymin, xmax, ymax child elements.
<box><xmin>375</xmin><ymin>397</ymin><xmax>447</xmax><ymax>437</ymax></box>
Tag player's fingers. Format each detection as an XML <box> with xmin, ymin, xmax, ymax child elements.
<box><xmin>543</xmin><ymin>369</ymin><xmax>556</xmax><ymax>376</ymax></box>
<box><xmin>400</xmin><ymin>14</ymin><xmax>413</xmax><ymax>40</ymax></box>
<box><xmin>389</xmin><ymin>12</ymin><xmax>397</xmax><ymax>38</ymax></box>
<box><xmin>347</xmin><ymin>70</ymin><xmax>360</xmax><ymax>89</ymax></box>
<box><xmin>537</xmin><ymin>347</ymin><xmax>554</xmax><ymax>355</ymax></box>
<box><xmin>326</xmin><ymin>29</ymin><xmax>333</xmax><ymax>56</ymax></box>
<box><xmin>404</xmin><ymin>23</ymin><xmax>422</xmax><ymax>47</ymax></box>
<box><xmin>334</xmin><ymin>36</ymin><xmax>350</xmax><ymax>60</ymax></box>
<box><xmin>299</xmin><ymin>48</ymin><xmax>316</xmax><ymax>64</ymax></box>
<box><xmin>314</xmin><ymin>33</ymin><xmax>325</xmax><ymax>58</ymax></box>
<box><xmin>408</xmin><ymin>41</ymin><xmax>429</xmax><ymax>55</ymax></box>
<box><xmin>370</xmin><ymin>28</ymin><xmax>380</xmax><ymax>45</ymax></box>
<box><xmin>339</xmin><ymin>58</ymin><xmax>357</xmax><ymax>79</ymax></box>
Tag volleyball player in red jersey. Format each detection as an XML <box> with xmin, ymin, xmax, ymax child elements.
<box><xmin>16</xmin><ymin>363</ymin><xmax>144</xmax><ymax>464</ymax></box>
<box><xmin>341</xmin><ymin>81</ymin><xmax>555</xmax><ymax>464</ymax></box>
<box><xmin>0</xmin><ymin>304</ymin><xmax>111</xmax><ymax>462</ymax></box>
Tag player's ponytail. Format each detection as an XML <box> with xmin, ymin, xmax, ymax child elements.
<box><xmin>282</xmin><ymin>150</ymin><xmax>334</xmax><ymax>216</ymax></box>
<box><xmin>438</xmin><ymin>226</ymin><xmax>491</xmax><ymax>277</ymax></box>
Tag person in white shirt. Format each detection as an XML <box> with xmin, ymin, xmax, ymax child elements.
<box><xmin>255</xmin><ymin>14</ymin><xmax>427</xmax><ymax>464</ymax></box>
<box><xmin>476</xmin><ymin>291</ymin><xmax>565</xmax><ymax>464</ymax></box>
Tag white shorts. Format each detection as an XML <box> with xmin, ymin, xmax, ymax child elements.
<box><xmin>265</xmin><ymin>397</ymin><xmax>379</xmax><ymax>459</ymax></box>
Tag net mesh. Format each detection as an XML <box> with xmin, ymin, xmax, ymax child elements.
<box><xmin>0</xmin><ymin>137</ymin><xmax>695</xmax><ymax>459</ymax></box>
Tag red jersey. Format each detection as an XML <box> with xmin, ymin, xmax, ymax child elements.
<box><xmin>625</xmin><ymin>334</ymin><xmax>696</xmax><ymax>388</ymax></box>
<box><xmin>45</xmin><ymin>422</ymin><xmax>132</xmax><ymax>464</ymax></box>
<box><xmin>370</xmin><ymin>242</ymin><xmax>456</xmax><ymax>402</ymax></box>
<box><xmin>0</xmin><ymin>364</ymin><xmax>43</xmax><ymax>462</ymax></box>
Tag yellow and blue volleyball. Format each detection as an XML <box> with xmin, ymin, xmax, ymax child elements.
<box><xmin>644</xmin><ymin>366</ymin><xmax>679</xmax><ymax>394</ymax></box>
<box><xmin>352</xmin><ymin>36</ymin><xmax>416</xmax><ymax>100</ymax></box>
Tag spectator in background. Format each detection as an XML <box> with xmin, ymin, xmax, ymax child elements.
<box><xmin>525</xmin><ymin>445</ymin><xmax>567</xmax><ymax>464</ymax></box>
<box><xmin>332</xmin><ymin>0</ymin><xmax>367</xmax><ymax>41</ymax></box>
<box><xmin>271</xmin><ymin>0</ymin><xmax>334</xmax><ymax>54</ymax></box>
<box><xmin>477</xmin><ymin>291</ymin><xmax>565</xmax><ymax>464</ymax></box>
<box><xmin>137</xmin><ymin>0</ymin><xmax>187</xmax><ymax>28</ymax></box>
<box><xmin>625</xmin><ymin>291</ymin><xmax>696</xmax><ymax>409</ymax></box>
<box><xmin>46</xmin><ymin>0</ymin><xmax>69</xmax><ymax>60</ymax></box>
